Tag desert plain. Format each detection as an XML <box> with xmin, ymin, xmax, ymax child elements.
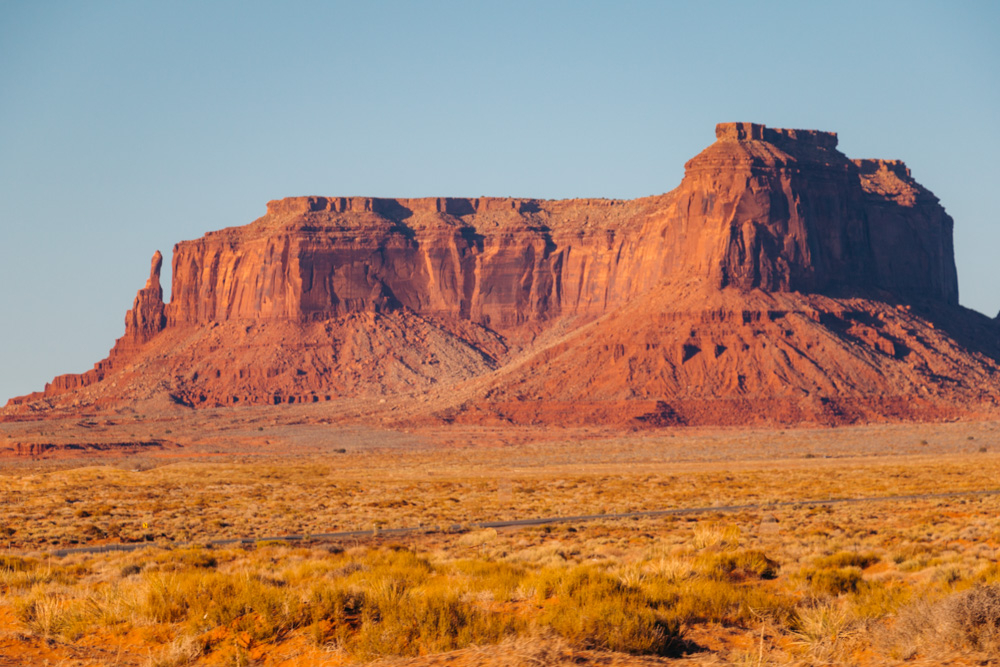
<box><xmin>2</xmin><ymin>407</ymin><xmax>1000</xmax><ymax>666</ymax></box>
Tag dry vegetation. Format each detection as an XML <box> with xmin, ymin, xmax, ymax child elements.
<box><xmin>2</xmin><ymin>417</ymin><xmax>1000</xmax><ymax>665</ymax></box>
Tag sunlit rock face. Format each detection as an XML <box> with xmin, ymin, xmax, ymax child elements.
<box><xmin>163</xmin><ymin>122</ymin><xmax>957</xmax><ymax>331</ymax></box>
<box><xmin>8</xmin><ymin>123</ymin><xmax>989</xmax><ymax>426</ymax></box>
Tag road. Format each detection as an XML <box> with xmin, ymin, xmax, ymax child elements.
<box><xmin>41</xmin><ymin>487</ymin><xmax>1000</xmax><ymax>558</ymax></box>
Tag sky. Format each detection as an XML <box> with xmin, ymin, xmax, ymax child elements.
<box><xmin>1</xmin><ymin>1</ymin><xmax>998</xmax><ymax>403</ymax></box>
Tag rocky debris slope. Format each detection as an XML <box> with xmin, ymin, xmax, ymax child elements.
<box><xmin>5</xmin><ymin>122</ymin><xmax>996</xmax><ymax>426</ymax></box>
<box><xmin>459</xmin><ymin>284</ymin><xmax>1000</xmax><ymax>426</ymax></box>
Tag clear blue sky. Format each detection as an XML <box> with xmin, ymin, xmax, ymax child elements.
<box><xmin>1</xmin><ymin>1</ymin><xmax>998</xmax><ymax>403</ymax></box>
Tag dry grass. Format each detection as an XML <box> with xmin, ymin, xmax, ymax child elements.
<box><xmin>2</xmin><ymin>419</ymin><xmax>1000</xmax><ymax>664</ymax></box>
<box><xmin>881</xmin><ymin>583</ymin><xmax>1000</xmax><ymax>659</ymax></box>
<box><xmin>2</xmin><ymin>452</ymin><xmax>998</xmax><ymax>553</ymax></box>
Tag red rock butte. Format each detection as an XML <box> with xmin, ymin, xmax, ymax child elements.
<box><xmin>6</xmin><ymin>122</ymin><xmax>1000</xmax><ymax>426</ymax></box>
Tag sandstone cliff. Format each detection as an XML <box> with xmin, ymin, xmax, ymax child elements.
<box><xmin>5</xmin><ymin>123</ymin><xmax>994</xmax><ymax>425</ymax></box>
<box><xmin>161</xmin><ymin>122</ymin><xmax>958</xmax><ymax>335</ymax></box>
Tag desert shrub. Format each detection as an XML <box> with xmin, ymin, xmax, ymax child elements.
<box><xmin>279</xmin><ymin>554</ymin><xmax>356</xmax><ymax>585</ymax></box>
<box><xmin>356</xmin><ymin>547</ymin><xmax>433</xmax><ymax>587</ymax></box>
<box><xmin>0</xmin><ymin>555</ymin><xmax>53</xmax><ymax>592</ymax></box>
<box><xmin>791</xmin><ymin>600</ymin><xmax>858</xmax><ymax>659</ymax></box>
<box><xmin>80</xmin><ymin>581</ymin><xmax>142</xmax><ymax>629</ymax></box>
<box><xmin>146</xmin><ymin>634</ymin><xmax>206</xmax><ymax>667</ymax></box>
<box><xmin>305</xmin><ymin>583</ymin><xmax>366</xmax><ymax>646</ymax></box>
<box><xmin>140</xmin><ymin>569</ymin><xmax>299</xmax><ymax>643</ymax></box>
<box><xmin>849</xmin><ymin>579</ymin><xmax>911</xmax><ymax>619</ymax></box>
<box><xmin>698</xmin><ymin>549</ymin><xmax>779</xmax><ymax>581</ymax></box>
<box><xmin>886</xmin><ymin>584</ymin><xmax>1000</xmax><ymax>657</ymax></box>
<box><xmin>191</xmin><ymin>572</ymin><xmax>297</xmax><ymax>642</ymax></box>
<box><xmin>934</xmin><ymin>565</ymin><xmax>963</xmax><ymax>586</ymax></box>
<box><xmin>891</xmin><ymin>543</ymin><xmax>936</xmax><ymax>567</ymax></box>
<box><xmin>255</xmin><ymin>539</ymin><xmax>290</xmax><ymax>548</ymax></box>
<box><xmin>535</xmin><ymin>566</ymin><xmax>683</xmax><ymax>656</ymax></box>
<box><xmin>306</xmin><ymin>548</ymin><xmax>523</xmax><ymax>657</ymax></box>
<box><xmin>645</xmin><ymin>555</ymin><xmax>694</xmax><ymax>583</ymax></box>
<box><xmin>15</xmin><ymin>590</ymin><xmax>90</xmax><ymax>641</ymax></box>
<box><xmin>692</xmin><ymin>522</ymin><xmax>741</xmax><ymax>550</ymax></box>
<box><xmin>897</xmin><ymin>557</ymin><xmax>930</xmax><ymax>573</ymax></box>
<box><xmin>151</xmin><ymin>547</ymin><xmax>218</xmax><ymax>571</ymax></box>
<box><xmin>646</xmin><ymin>576</ymin><xmax>794</xmax><ymax>626</ymax></box>
<box><xmin>452</xmin><ymin>559</ymin><xmax>526</xmax><ymax>599</ymax></box>
<box><xmin>174</xmin><ymin>548</ymin><xmax>218</xmax><ymax>570</ymax></box>
<box><xmin>0</xmin><ymin>554</ymin><xmax>36</xmax><ymax>573</ymax></box>
<box><xmin>351</xmin><ymin>589</ymin><xmax>521</xmax><ymax>658</ymax></box>
<box><xmin>975</xmin><ymin>562</ymin><xmax>1000</xmax><ymax>584</ymax></box>
<box><xmin>527</xmin><ymin>566</ymin><xmax>565</xmax><ymax>602</ymax></box>
<box><xmin>803</xmin><ymin>566</ymin><xmax>865</xmax><ymax>596</ymax></box>
<box><xmin>935</xmin><ymin>584</ymin><xmax>1000</xmax><ymax>651</ymax></box>
<box><xmin>141</xmin><ymin>572</ymin><xmax>196</xmax><ymax>623</ymax></box>
<box><xmin>814</xmin><ymin>551</ymin><xmax>879</xmax><ymax>570</ymax></box>
<box><xmin>120</xmin><ymin>563</ymin><xmax>143</xmax><ymax>578</ymax></box>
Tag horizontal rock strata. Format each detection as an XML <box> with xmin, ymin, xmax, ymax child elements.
<box><xmin>5</xmin><ymin>122</ymin><xmax>994</xmax><ymax>426</ymax></box>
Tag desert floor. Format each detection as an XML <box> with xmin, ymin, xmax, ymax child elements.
<box><xmin>2</xmin><ymin>408</ymin><xmax>1000</xmax><ymax>665</ymax></box>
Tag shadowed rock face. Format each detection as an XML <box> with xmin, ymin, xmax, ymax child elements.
<box><xmin>5</xmin><ymin>123</ymin><xmax>989</xmax><ymax>424</ymax></box>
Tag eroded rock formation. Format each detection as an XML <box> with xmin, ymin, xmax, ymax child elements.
<box><xmin>126</xmin><ymin>250</ymin><xmax>167</xmax><ymax>346</ymax></box>
<box><xmin>5</xmin><ymin>123</ymin><xmax>996</xmax><ymax>425</ymax></box>
<box><xmin>161</xmin><ymin>123</ymin><xmax>958</xmax><ymax>333</ymax></box>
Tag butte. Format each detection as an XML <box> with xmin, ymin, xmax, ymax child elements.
<box><xmin>6</xmin><ymin>122</ymin><xmax>1000</xmax><ymax>427</ymax></box>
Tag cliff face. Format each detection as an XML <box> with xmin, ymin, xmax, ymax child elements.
<box><xmin>164</xmin><ymin>195</ymin><xmax>670</xmax><ymax>333</ymax></box>
<box><xmin>671</xmin><ymin>123</ymin><xmax>957</xmax><ymax>301</ymax></box>
<box><xmin>5</xmin><ymin>122</ymin><xmax>987</xmax><ymax>424</ymax></box>
<box><xmin>162</xmin><ymin>121</ymin><xmax>957</xmax><ymax>336</ymax></box>
<box><xmin>855</xmin><ymin>158</ymin><xmax>958</xmax><ymax>304</ymax></box>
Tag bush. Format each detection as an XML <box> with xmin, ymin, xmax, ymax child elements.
<box><xmin>452</xmin><ymin>559</ymin><xmax>526</xmax><ymax>599</ymax></box>
<box><xmin>351</xmin><ymin>589</ymin><xmax>521</xmax><ymax>658</ymax></box>
<box><xmin>814</xmin><ymin>551</ymin><xmax>879</xmax><ymax>570</ymax></box>
<box><xmin>140</xmin><ymin>569</ymin><xmax>299</xmax><ymax>644</ymax></box>
<box><xmin>692</xmin><ymin>522</ymin><xmax>741</xmax><ymax>550</ymax></box>
<box><xmin>791</xmin><ymin>601</ymin><xmax>857</xmax><ymax>658</ymax></box>
<box><xmin>306</xmin><ymin>584</ymin><xmax>365</xmax><ymax>646</ymax></box>
<box><xmin>646</xmin><ymin>577</ymin><xmax>794</xmax><ymax>626</ymax></box>
<box><xmin>5</xmin><ymin>547</ymin><xmax>697</xmax><ymax>661</ymax></box>
<box><xmin>804</xmin><ymin>566</ymin><xmax>865</xmax><ymax>596</ymax></box>
<box><xmin>699</xmin><ymin>549</ymin><xmax>779</xmax><ymax>581</ymax></box>
<box><xmin>887</xmin><ymin>584</ymin><xmax>1000</xmax><ymax>657</ymax></box>
<box><xmin>0</xmin><ymin>555</ymin><xmax>52</xmax><ymax>592</ymax></box>
<box><xmin>15</xmin><ymin>592</ymin><xmax>90</xmax><ymax>641</ymax></box>
<box><xmin>151</xmin><ymin>547</ymin><xmax>217</xmax><ymax>571</ymax></box>
<box><xmin>305</xmin><ymin>548</ymin><xmax>523</xmax><ymax>657</ymax></box>
<box><xmin>535</xmin><ymin>567</ymin><xmax>683</xmax><ymax>656</ymax></box>
<box><xmin>0</xmin><ymin>555</ymin><xmax>35</xmax><ymax>572</ymax></box>
<box><xmin>850</xmin><ymin>579</ymin><xmax>910</xmax><ymax>619</ymax></box>
<box><xmin>975</xmin><ymin>562</ymin><xmax>1000</xmax><ymax>584</ymax></box>
<box><xmin>937</xmin><ymin>584</ymin><xmax>1000</xmax><ymax>651</ymax></box>
<box><xmin>120</xmin><ymin>563</ymin><xmax>143</xmax><ymax>578</ymax></box>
